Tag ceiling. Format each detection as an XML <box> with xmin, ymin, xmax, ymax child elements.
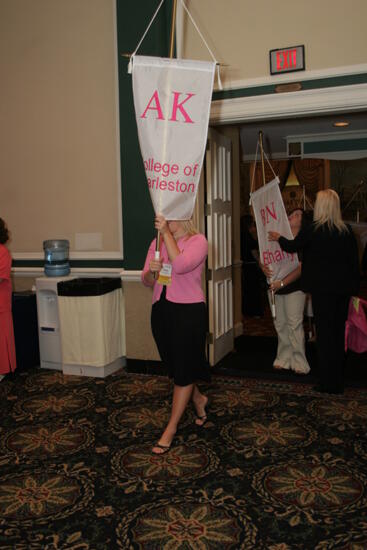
<box><xmin>240</xmin><ymin>111</ymin><xmax>367</xmax><ymax>160</ymax></box>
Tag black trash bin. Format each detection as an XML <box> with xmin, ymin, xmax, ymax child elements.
<box><xmin>12</xmin><ymin>291</ymin><xmax>40</xmax><ymax>370</ymax></box>
<box><xmin>57</xmin><ymin>277</ymin><xmax>121</xmax><ymax>297</ymax></box>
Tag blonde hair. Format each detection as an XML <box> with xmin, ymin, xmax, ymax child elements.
<box><xmin>313</xmin><ymin>189</ymin><xmax>347</xmax><ymax>232</ymax></box>
<box><xmin>180</xmin><ymin>219</ymin><xmax>198</xmax><ymax>237</ymax></box>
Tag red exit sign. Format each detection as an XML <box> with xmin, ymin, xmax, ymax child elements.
<box><xmin>270</xmin><ymin>45</ymin><xmax>305</xmax><ymax>75</ymax></box>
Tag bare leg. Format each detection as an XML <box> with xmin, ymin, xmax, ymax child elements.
<box><xmin>152</xmin><ymin>384</ymin><xmax>194</xmax><ymax>454</ymax></box>
<box><xmin>192</xmin><ymin>384</ymin><xmax>208</xmax><ymax>426</ymax></box>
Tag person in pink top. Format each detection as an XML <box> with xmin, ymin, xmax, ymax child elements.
<box><xmin>0</xmin><ymin>218</ymin><xmax>16</xmax><ymax>375</ymax></box>
<box><xmin>142</xmin><ymin>214</ymin><xmax>210</xmax><ymax>454</ymax></box>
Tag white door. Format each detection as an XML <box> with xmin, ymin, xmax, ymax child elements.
<box><xmin>205</xmin><ymin>128</ymin><xmax>234</xmax><ymax>365</ymax></box>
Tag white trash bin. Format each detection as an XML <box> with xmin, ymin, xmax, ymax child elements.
<box><xmin>57</xmin><ymin>277</ymin><xmax>126</xmax><ymax>377</ymax></box>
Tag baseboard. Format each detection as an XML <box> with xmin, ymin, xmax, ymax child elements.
<box><xmin>62</xmin><ymin>356</ymin><xmax>126</xmax><ymax>378</ymax></box>
<box><xmin>40</xmin><ymin>360</ymin><xmax>63</xmax><ymax>371</ymax></box>
<box><xmin>234</xmin><ymin>321</ymin><xmax>244</xmax><ymax>338</ymax></box>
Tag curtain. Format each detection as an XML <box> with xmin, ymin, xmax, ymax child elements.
<box><xmin>293</xmin><ymin>159</ymin><xmax>325</xmax><ymax>205</ymax></box>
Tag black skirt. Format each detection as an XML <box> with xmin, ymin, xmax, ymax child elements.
<box><xmin>151</xmin><ymin>287</ymin><xmax>211</xmax><ymax>387</ymax></box>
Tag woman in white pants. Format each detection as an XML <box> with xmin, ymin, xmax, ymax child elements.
<box><xmin>264</xmin><ymin>209</ymin><xmax>311</xmax><ymax>375</ymax></box>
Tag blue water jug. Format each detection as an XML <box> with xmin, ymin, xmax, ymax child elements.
<box><xmin>43</xmin><ymin>239</ymin><xmax>70</xmax><ymax>277</ymax></box>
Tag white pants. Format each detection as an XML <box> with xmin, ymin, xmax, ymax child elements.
<box><xmin>272</xmin><ymin>291</ymin><xmax>310</xmax><ymax>374</ymax></box>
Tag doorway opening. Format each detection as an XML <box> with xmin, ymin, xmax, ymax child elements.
<box><xmin>209</xmin><ymin>110</ymin><xmax>367</xmax><ymax>386</ymax></box>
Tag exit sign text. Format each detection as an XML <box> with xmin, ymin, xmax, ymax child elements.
<box><xmin>270</xmin><ymin>45</ymin><xmax>305</xmax><ymax>75</ymax></box>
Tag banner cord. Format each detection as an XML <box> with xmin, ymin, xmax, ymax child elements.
<box><xmin>127</xmin><ymin>0</ymin><xmax>166</xmax><ymax>73</ymax></box>
<box><xmin>249</xmin><ymin>139</ymin><xmax>279</xmax><ymax>204</ymax></box>
<box><xmin>127</xmin><ymin>0</ymin><xmax>222</xmax><ymax>89</ymax></box>
<box><xmin>263</xmin><ymin>149</ymin><xmax>278</xmax><ymax>180</ymax></box>
<box><xmin>180</xmin><ymin>0</ymin><xmax>222</xmax><ymax>89</ymax></box>
<box><xmin>249</xmin><ymin>141</ymin><xmax>259</xmax><ymax>204</ymax></box>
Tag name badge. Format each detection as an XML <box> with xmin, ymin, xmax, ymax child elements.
<box><xmin>157</xmin><ymin>263</ymin><xmax>172</xmax><ymax>286</ymax></box>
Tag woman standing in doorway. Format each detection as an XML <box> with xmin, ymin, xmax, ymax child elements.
<box><xmin>0</xmin><ymin>218</ymin><xmax>17</xmax><ymax>374</ymax></box>
<box><xmin>142</xmin><ymin>214</ymin><xmax>210</xmax><ymax>454</ymax></box>
<box><xmin>269</xmin><ymin>189</ymin><xmax>360</xmax><ymax>394</ymax></box>
<box><xmin>263</xmin><ymin>208</ymin><xmax>311</xmax><ymax>375</ymax></box>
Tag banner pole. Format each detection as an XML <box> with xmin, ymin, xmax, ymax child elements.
<box><xmin>258</xmin><ymin>130</ymin><xmax>266</xmax><ymax>187</ymax></box>
<box><xmin>155</xmin><ymin>0</ymin><xmax>178</xmax><ymax>261</ymax></box>
<box><xmin>259</xmin><ymin>131</ymin><xmax>276</xmax><ymax>318</ymax></box>
<box><xmin>169</xmin><ymin>0</ymin><xmax>178</xmax><ymax>58</ymax></box>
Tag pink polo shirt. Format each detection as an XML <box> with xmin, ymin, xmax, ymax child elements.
<box><xmin>142</xmin><ymin>233</ymin><xmax>208</xmax><ymax>304</ymax></box>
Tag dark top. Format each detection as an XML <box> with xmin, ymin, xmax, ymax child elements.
<box><xmin>241</xmin><ymin>230</ymin><xmax>259</xmax><ymax>264</ymax></box>
<box><xmin>276</xmin><ymin>250</ymin><xmax>302</xmax><ymax>296</ymax></box>
<box><xmin>278</xmin><ymin>222</ymin><xmax>360</xmax><ymax>296</ymax></box>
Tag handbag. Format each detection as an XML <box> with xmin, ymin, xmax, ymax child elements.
<box><xmin>345</xmin><ymin>296</ymin><xmax>367</xmax><ymax>354</ymax></box>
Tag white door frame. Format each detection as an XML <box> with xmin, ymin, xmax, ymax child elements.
<box><xmin>209</xmin><ymin>83</ymin><xmax>367</xmax><ymax>125</ymax></box>
<box><xmin>204</xmin><ymin>82</ymin><xmax>367</xmax><ymax>352</ymax></box>
<box><xmin>205</xmin><ymin>128</ymin><xmax>233</xmax><ymax>365</ymax></box>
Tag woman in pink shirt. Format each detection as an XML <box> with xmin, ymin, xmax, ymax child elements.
<box><xmin>142</xmin><ymin>214</ymin><xmax>210</xmax><ymax>454</ymax></box>
<box><xmin>0</xmin><ymin>218</ymin><xmax>16</xmax><ymax>374</ymax></box>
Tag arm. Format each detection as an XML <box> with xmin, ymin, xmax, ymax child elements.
<box><xmin>269</xmin><ymin>224</ymin><xmax>313</xmax><ymax>253</ymax></box>
<box><xmin>141</xmin><ymin>239</ymin><xmax>162</xmax><ymax>287</ymax></box>
<box><xmin>269</xmin><ymin>263</ymin><xmax>302</xmax><ymax>292</ymax></box>
<box><xmin>171</xmin><ymin>234</ymin><xmax>208</xmax><ymax>274</ymax></box>
<box><xmin>260</xmin><ymin>263</ymin><xmax>273</xmax><ymax>279</ymax></box>
<box><xmin>154</xmin><ymin>215</ymin><xmax>180</xmax><ymax>262</ymax></box>
<box><xmin>155</xmin><ymin>215</ymin><xmax>208</xmax><ymax>274</ymax></box>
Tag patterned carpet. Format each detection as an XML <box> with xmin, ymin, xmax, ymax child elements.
<box><xmin>1</xmin><ymin>368</ymin><xmax>367</xmax><ymax>548</ymax></box>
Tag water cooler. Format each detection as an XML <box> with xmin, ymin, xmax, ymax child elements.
<box><xmin>35</xmin><ymin>276</ymin><xmax>75</xmax><ymax>370</ymax></box>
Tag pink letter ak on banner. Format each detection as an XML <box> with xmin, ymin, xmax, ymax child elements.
<box><xmin>132</xmin><ymin>55</ymin><xmax>216</xmax><ymax>220</ymax></box>
<box><xmin>251</xmin><ymin>177</ymin><xmax>299</xmax><ymax>281</ymax></box>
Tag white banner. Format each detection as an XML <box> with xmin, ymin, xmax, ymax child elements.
<box><xmin>251</xmin><ymin>177</ymin><xmax>299</xmax><ymax>281</ymax></box>
<box><xmin>132</xmin><ymin>55</ymin><xmax>215</xmax><ymax>220</ymax></box>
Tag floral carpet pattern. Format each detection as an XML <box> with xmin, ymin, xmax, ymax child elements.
<box><xmin>0</xmin><ymin>368</ymin><xmax>367</xmax><ymax>548</ymax></box>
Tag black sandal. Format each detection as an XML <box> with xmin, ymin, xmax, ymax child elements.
<box><xmin>195</xmin><ymin>414</ymin><xmax>208</xmax><ymax>427</ymax></box>
<box><xmin>195</xmin><ymin>398</ymin><xmax>209</xmax><ymax>427</ymax></box>
<box><xmin>152</xmin><ymin>443</ymin><xmax>171</xmax><ymax>455</ymax></box>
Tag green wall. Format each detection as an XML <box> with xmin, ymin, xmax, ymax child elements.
<box><xmin>116</xmin><ymin>0</ymin><xmax>173</xmax><ymax>270</ymax></box>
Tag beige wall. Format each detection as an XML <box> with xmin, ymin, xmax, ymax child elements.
<box><xmin>12</xmin><ymin>276</ymin><xmax>36</xmax><ymax>292</ymax></box>
<box><xmin>0</xmin><ymin>0</ymin><xmax>122</xmax><ymax>258</ymax></box>
<box><xmin>124</xmin><ymin>281</ymin><xmax>160</xmax><ymax>361</ymax></box>
<box><xmin>179</xmin><ymin>0</ymin><xmax>367</xmax><ymax>88</ymax></box>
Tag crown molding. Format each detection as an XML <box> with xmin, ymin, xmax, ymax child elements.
<box><xmin>210</xmin><ymin>83</ymin><xmax>367</xmax><ymax>125</ymax></box>
<box><xmin>215</xmin><ymin>64</ymin><xmax>367</xmax><ymax>92</ymax></box>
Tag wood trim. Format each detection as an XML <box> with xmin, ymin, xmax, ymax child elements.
<box><xmin>210</xmin><ymin>83</ymin><xmax>367</xmax><ymax>125</ymax></box>
<box><xmin>324</xmin><ymin>160</ymin><xmax>331</xmax><ymax>188</ymax></box>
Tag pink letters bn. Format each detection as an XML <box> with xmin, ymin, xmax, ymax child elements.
<box><xmin>260</xmin><ymin>202</ymin><xmax>278</xmax><ymax>226</ymax></box>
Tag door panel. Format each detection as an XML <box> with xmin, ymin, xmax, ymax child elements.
<box><xmin>206</xmin><ymin>128</ymin><xmax>234</xmax><ymax>365</ymax></box>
